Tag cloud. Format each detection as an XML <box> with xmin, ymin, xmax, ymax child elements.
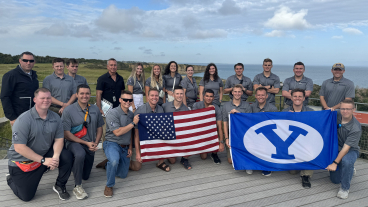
<box><xmin>264</xmin><ymin>30</ymin><xmax>285</xmax><ymax>37</ymax></box>
<box><xmin>160</xmin><ymin>52</ymin><xmax>165</xmax><ymax>56</ymax></box>
<box><xmin>342</xmin><ymin>27</ymin><xmax>363</xmax><ymax>35</ymax></box>
<box><xmin>196</xmin><ymin>53</ymin><xmax>201</xmax><ymax>55</ymax></box>
<box><xmin>264</xmin><ymin>6</ymin><xmax>311</xmax><ymax>30</ymax></box>
<box><xmin>0</xmin><ymin>29</ymin><xmax>8</xmax><ymax>34</ymax></box>
<box><xmin>95</xmin><ymin>5</ymin><xmax>144</xmax><ymax>33</ymax></box>
<box><xmin>188</xmin><ymin>29</ymin><xmax>227</xmax><ymax>39</ymax></box>
<box><xmin>36</xmin><ymin>23</ymin><xmax>70</xmax><ymax>36</ymax></box>
<box><xmin>182</xmin><ymin>15</ymin><xmax>200</xmax><ymax>29</ymax></box>
<box><xmin>332</xmin><ymin>35</ymin><xmax>343</xmax><ymax>39</ymax></box>
<box><xmin>218</xmin><ymin>0</ymin><xmax>242</xmax><ymax>16</ymax></box>
<box><xmin>113</xmin><ymin>47</ymin><xmax>122</xmax><ymax>50</ymax></box>
<box><xmin>138</xmin><ymin>47</ymin><xmax>145</xmax><ymax>50</ymax></box>
<box><xmin>144</xmin><ymin>49</ymin><xmax>152</xmax><ymax>54</ymax></box>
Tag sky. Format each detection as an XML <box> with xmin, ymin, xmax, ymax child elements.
<box><xmin>0</xmin><ymin>0</ymin><xmax>368</xmax><ymax>66</ymax></box>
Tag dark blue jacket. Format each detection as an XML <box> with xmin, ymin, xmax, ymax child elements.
<box><xmin>0</xmin><ymin>65</ymin><xmax>39</xmax><ymax>120</ymax></box>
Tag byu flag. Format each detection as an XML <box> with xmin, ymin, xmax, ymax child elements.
<box><xmin>230</xmin><ymin>110</ymin><xmax>338</xmax><ymax>171</ymax></box>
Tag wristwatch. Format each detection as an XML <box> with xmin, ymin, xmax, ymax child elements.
<box><xmin>333</xmin><ymin>160</ymin><xmax>339</xmax><ymax>165</ymax></box>
<box><xmin>131</xmin><ymin>122</ymin><xmax>136</xmax><ymax>126</ymax></box>
<box><xmin>40</xmin><ymin>157</ymin><xmax>45</xmax><ymax>164</ymax></box>
<box><xmin>220</xmin><ymin>140</ymin><xmax>225</xmax><ymax>144</ymax></box>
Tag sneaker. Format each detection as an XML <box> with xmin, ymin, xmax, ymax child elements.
<box><xmin>73</xmin><ymin>185</ymin><xmax>88</xmax><ymax>200</ymax></box>
<box><xmin>337</xmin><ymin>188</ymin><xmax>349</xmax><ymax>199</ymax></box>
<box><xmin>53</xmin><ymin>184</ymin><xmax>70</xmax><ymax>200</ymax></box>
<box><xmin>104</xmin><ymin>186</ymin><xmax>113</xmax><ymax>198</ymax></box>
<box><xmin>353</xmin><ymin>167</ymin><xmax>356</xmax><ymax>176</ymax></box>
<box><xmin>262</xmin><ymin>171</ymin><xmax>272</xmax><ymax>176</ymax></box>
<box><xmin>5</xmin><ymin>173</ymin><xmax>10</xmax><ymax>183</ymax></box>
<box><xmin>210</xmin><ymin>153</ymin><xmax>221</xmax><ymax>164</ymax></box>
<box><xmin>246</xmin><ymin>170</ymin><xmax>253</xmax><ymax>175</ymax></box>
<box><xmin>301</xmin><ymin>176</ymin><xmax>311</xmax><ymax>189</ymax></box>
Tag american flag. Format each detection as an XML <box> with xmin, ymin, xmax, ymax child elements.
<box><xmin>138</xmin><ymin>107</ymin><xmax>219</xmax><ymax>162</ymax></box>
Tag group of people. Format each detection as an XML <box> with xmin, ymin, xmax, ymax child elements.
<box><xmin>1</xmin><ymin>51</ymin><xmax>360</xmax><ymax>202</ymax></box>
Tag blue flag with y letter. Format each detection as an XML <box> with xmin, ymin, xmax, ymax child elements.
<box><xmin>230</xmin><ymin>110</ymin><xmax>338</xmax><ymax>171</ymax></box>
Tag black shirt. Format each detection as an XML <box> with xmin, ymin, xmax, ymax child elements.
<box><xmin>96</xmin><ymin>72</ymin><xmax>125</xmax><ymax>108</ymax></box>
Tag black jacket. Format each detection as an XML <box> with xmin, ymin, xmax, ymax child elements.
<box><xmin>0</xmin><ymin>65</ymin><xmax>39</xmax><ymax>120</ymax></box>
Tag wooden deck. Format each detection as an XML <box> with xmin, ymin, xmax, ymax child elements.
<box><xmin>1</xmin><ymin>151</ymin><xmax>368</xmax><ymax>207</ymax></box>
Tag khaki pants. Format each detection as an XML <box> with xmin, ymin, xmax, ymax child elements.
<box><xmin>289</xmin><ymin>170</ymin><xmax>314</xmax><ymax>177</ymax></box>
<box><xmin>49</xmin><ymin>106</ymin><xmax>61</xmax><ymax>117</ymax></box>
<box><xmin>101</xmin><ymin>117</ymin><xmax>106</xmax><ymax>143</ymax></box>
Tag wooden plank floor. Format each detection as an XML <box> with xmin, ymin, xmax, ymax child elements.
<box><xmin>1</xmin><ymin>150</ymin><xmax>368</xmax><ymax>207</ymax></box>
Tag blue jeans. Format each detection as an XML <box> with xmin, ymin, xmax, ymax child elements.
<box><xmin>104</xmin><ymin>141</ymin><xmax>130</xmax><ymax>187</ymax></box>
<box><xmin>330</xmin><ymin>150</ymin><xmax>359</xmax><ymax>190</ymax></box>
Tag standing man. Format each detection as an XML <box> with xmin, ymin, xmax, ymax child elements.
<box><xmin>61</xmin><ymin>84</ymin><xmax>104</xmax><ymax>200</ymax></box>
<box><xmin>223</xmin><ymin>85</ymin><xmax>252</xmax><ymax>164</ymax></box>
<box><xmin>282</xmin><ymin>62</ymin><xmax>313</xmax><ymax>108</ymax></box>
<box><xmin>103</xmin><ymin>91</ymin><xmax>139</xmax><ymax>198</ymax></box>
<box><xmin>134</xmin><ymin>88</ymin><xmax>165</xmax><ymax>171</ymax></box>
<box><xmin>192</xmin><ymin>89</ymin><xmax>224</xmax><ymax>164</ymax></box>
<box><xmin>1</xmin><ymin>51</ymin><xmax>39</xmax><ymax>126</ymax></box>
<box><xmin>95</xmin><ymin>58</ymin><xmax>125</xmax><ymax>145</ymax></box>
<box><xmin>282</xmin><ymin>88</ymin><xmax>314</xmax><ymax>189</ymax></box>
<box><xmin>43</xmin><ymin>58</ymin><xmax>77</xmax><ymax>115</ymax></box>
<box><xmin>6</xmin><ymin>88</ymin><xmax>73</xmax><ymax>201</ymax></box>
<box><xmin>162</xmin><ymin>86</ymin><xmax>191</xmax><ymax>169</ymax></box>
<box><xmin>326</xmin><ymin>99</ymin><xmax>361</xmax><ymax>199</ymax></box>
<box><xmin>250</xmin><ymin>87</ymin><xmax>278</xmax><ymax>176</ymax></box>
<box><xmin>320</xmin><ymin>63</ymin><xmax>355</xmax><ymax>110</ymax></box>
<box><xmin>224</xmin><ymin>63</ymin><xmax>253</xmax><ymax>101</ymax></box>
<box><xmin>253</xmin><ymin>58</ymin><xmax>280</xmax><ymax>105</ymax></box>
<box><xmin>65</xmin><ymin>58</ymin><xmax>88</xmax><ymax>87</ymax></box>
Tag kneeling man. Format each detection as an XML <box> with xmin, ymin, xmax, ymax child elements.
<box><xmin>282</xmin><ymin>88</ymin><xmax>314</xmax><ymax>188</ymax></box>
<box><xmin>104</xmin><ymin>91</ymin><xmax>139</xmax><ymax>197</ymax></box>
<box><xmin>326</xmin><ymin>99</ymin><xmax>361</xmax><ymax>199</ymax></box>
<box><xmin>62</xmin><ymin>84</ymin><xmax>104</xmax><ymax>199</ymax></box>
<box><xmin>7</xmin><ymin>88</ymin><xmax>73</xmax><ymax>201</ymax></box>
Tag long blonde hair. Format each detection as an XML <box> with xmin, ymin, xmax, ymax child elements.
<box><xmin>128</xmin><ymin>63</ymin><xmax>145</xmax><ymax>87</ymax></box>
<box><xmin>150</xmin><ymin>64</ymin><xmax>163</xmax><ymax>88</ymax></box>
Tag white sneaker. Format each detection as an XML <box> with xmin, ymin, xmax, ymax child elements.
<box><xmin>353</xmin><ymin>167</ymin><xmax>356</xmax><ymax>176</ymax></box>
<box><xmin>73</xmin><ymin>185</ymin><xmax>88</xmax><ymax>200</ymax></box>
<box><xmin>246</xmin><ymin>170</ymin><xmax>253</xmax><ymax>175</ymax></box>
<box><xmin>337</xmin><ymin>188</ymin><xmax>349</xmax><ymax>199</ymax></box>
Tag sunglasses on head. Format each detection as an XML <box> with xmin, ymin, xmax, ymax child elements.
<box><xmin>22</xmin><ymin>59</ymin><xmax>35</xmax><ymax>63</ymax></box>
<box><xmin>122</xmin><ymin>98</ymin><xmax>133</xmax><ymax>102</ymax></box>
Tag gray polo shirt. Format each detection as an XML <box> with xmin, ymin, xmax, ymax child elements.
<box><xmin>43</xmin><ymin>73</ymin><xmax>77</xmax><ymax>107</ymax></box>
<box><xmin>105</xmin><ymin>105</ymin><xmax>134</xmax><ymax>145</ymax></box>
<box><xmin>62</xmin><ymin>102</ymin><xmax>104</xmax><ymax>145</ymax></box>
<box><xmin>134</xmin><ymin>102</ymin><xmax>164</xmax><ymax>129</ymax></box>
<box><xmin>145</xmin><ymin>77</ymin><xmax>166</xmax><ymax>105</ymax></box>
<box><xmin>337</xmin><ymin>110</ymin><xmax>361</xmax><ymax>151</ymax></box>
<box><xmin>225</xmin><ymin>75</ymin><xmax>253</xmax><ymax>101</ymax></box>
<box><xmin>222</xmin><ymin>100</ymin><xmax>252</xmax><ymax>122</ymax></box>
<box><xmin>163</xmin><ymin>73</ymin><xmax>182</xmax><ymax>92</ymax></box>
<box><xmin>181</xmin><ymin>76</ymin><xmax>198</xmax><ymax>107</ymax></box>
<box><xmin>251</xmin><ymin>101</ymin><xmax>278</xmax><ymax>113</ymax></box>
<box><xmin>282</xmin><ymin>105</ymin><xmax>314</xmax><ymax>112</ymax></box>
<box><xmin>192</xmin><ymin>101</ymin><xmax>222</xmax><ymax>121</ymax></box>
<box><xmin>162</xmin><ymin>101</ymin><xmax>189</xmax><ymax>113</ymax></box>
<box><xmin>253</xmin><ymin>72</ymin><xmax>280</xmax><ymax>105</ymax></box>
<box><xmin>7</xmin><ymin>107</ymin><xmax>63</xmax><ymax>167</ymax></box>
<box><xmin>65</xmin><ymin>74</ymin><xmax>88</xmax><ymax>87</ymax></box>
<box><xmin>127</xmin><ymin>76</ymin><xmax>144</xmax><ymax>95</ymax></box>
<box><xmin>199</xmin><ymin>78</ymin><xmax>224</xmax><ymax>106</ymax></box>
<box><xmin>283</xmin><ymin>75</ymin><xmax>313</xmax><ymax>106</ymax></box>
<box><xmin>319</xmin><ymin>77</ymin><xmax>355</xmax><ymax>109</ymax></box>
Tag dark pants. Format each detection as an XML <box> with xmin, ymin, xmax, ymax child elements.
<box><xmin>7</xmin><ymin>147</ymin><xmax>73</xmax><ymax>202</ymax></box>
<box><xmin>66</xmin><ymin>142</ymin><xmax>95</xmax><ymax>186</ymax></box>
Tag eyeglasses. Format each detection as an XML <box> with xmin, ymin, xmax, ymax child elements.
<box><xmin>122</xmin><ymin>98</ymin><xmax>133</xmax><ymax>102</ymax></box>
<box><xmin>22</xmin><ymin>59</ymin><xmax>35</xmax><ymax>63</ymax></box>
<box><xmin>340</xmin><ymin>108</ymin><xmax>354</xmax><ymax>111</ymax></box>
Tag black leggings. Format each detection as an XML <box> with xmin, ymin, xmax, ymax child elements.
<box><xmin>7</xmin><ymin>147</ymin><xmax>73</xmax><ymax>202</ymax></box>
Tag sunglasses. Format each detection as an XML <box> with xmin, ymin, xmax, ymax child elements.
<box><xmin>333</xmin><ymin>68</ymin><xmax>343</xmax><ymax>71</ymax></box>
<box><xmin>22</xmin><ymin>59</ymin><xmax>35</xmax><ymax>63</ymax></box>
<box><xmin>122</xmin><ymin>98</ymin><xmax>133</xmax><ymax>102</ymax></box>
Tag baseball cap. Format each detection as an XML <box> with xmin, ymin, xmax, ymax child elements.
<box><xmin>332</xmin><ymin>63</ymin><xmax>345</xmax><ymax>70</ymax></box>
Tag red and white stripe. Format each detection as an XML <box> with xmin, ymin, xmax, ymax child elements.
<box><xmin>140</xmin><ymin>107</ymin><xmax>219</xmax><ymax>162</ymax></box>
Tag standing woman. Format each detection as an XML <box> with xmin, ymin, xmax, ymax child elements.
<box><xmin>199</xmin><ymin>63</ymin><xmax>223</xmax><ymax>106</ymax></box>
<box><xmin>163</xmin><ymin>61</ymin><xmax>182</xmax><ymax>102</ymax></box>
<box><xmin>181</xmin><ymin>65</ymin><xmax>198</xmax><ymax>109</ymax></box>
<box><xmin>127</xmin><ymin>63</ymin><xmax>145</xmax><ymax>112</ymax></box>
<box><xmin>145</xmin><ymin>65</ymin><xmax>166</xmax><ymax>106</ymax></box>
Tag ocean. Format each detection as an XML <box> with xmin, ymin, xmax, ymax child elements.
<box><xmin>188</xmin><ymin>63</ymin><xmax>367</xmax><ymax>88</ymax></box>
